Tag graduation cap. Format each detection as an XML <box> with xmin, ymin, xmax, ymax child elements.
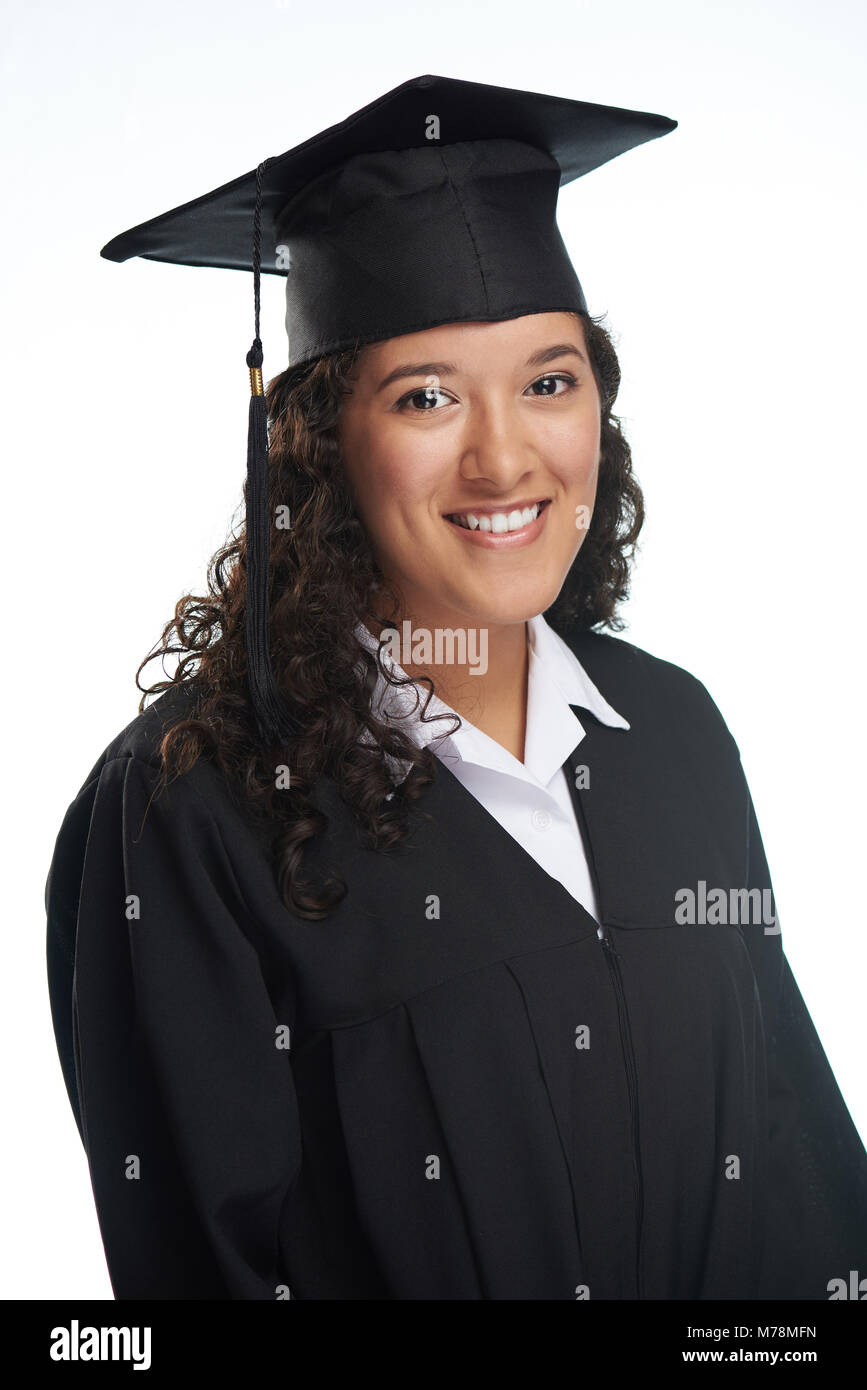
<box><xmin>101</xmin><ymin>73</ymin><xmax>676</xmax><ymax>748</ymax></box>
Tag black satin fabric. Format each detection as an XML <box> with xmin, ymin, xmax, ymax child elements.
<box><xmin>274</xmin><ymin>137</ymin><xmax>588</xmax><ymax>369</ymax></box>
<box><xmin>98</xmin><ymin>74</ymin><xmax>677</xmax><ymax>370</ymax></box>
<box><xmin>45</xmin><ymin>624</ymin><xmax>867</xmax><ymax>1299</ymax></box>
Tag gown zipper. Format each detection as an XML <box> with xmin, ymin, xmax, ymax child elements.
<box><xmin>565</xmin><ymin>756</ymin><xmax>645</xmax><ymax>1297</ymax></box>
<box><xmin>565</xmin><ymin>757</ymin><xmax>646</xmax><ymax>1296</ymax></box>
<box><xmin>597</xmin><ymin>920</ymin><xmax>645</xmax><ymax>1299</ymax></box>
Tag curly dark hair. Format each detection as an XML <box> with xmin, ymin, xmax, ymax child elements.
<box><xmin>136</xmin><ymin>309</ymin><xmax>645</xmax><ymax>920</ymax></box>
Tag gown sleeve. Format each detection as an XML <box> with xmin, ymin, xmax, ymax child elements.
<box><xmin>45</xmin><ymin>753</ymin><xmax>302</xmax><ymax>1300</ymax></box>
<box><xmin>738</xmin><ymin>782</ymin><xmax>867</xmax><ymax>1298</ymax></box>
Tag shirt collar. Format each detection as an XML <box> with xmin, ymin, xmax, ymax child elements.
<box><xmin>353</xmin><ymin>613</ymin><xmax>630</xmax><ymax>788</ymax></box>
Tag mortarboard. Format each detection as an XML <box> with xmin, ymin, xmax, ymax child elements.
<box><xmin>101</xmin><ymin>73</ymin><xmax>676</xmax><ymax>747</ymax></box>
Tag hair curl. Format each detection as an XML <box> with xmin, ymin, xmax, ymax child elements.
<box><xmin>137</xmin><ymin>309</ymin><xmax>644</xmax><ymax>919</ymax></box>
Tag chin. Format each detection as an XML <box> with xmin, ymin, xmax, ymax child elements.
<box><xmin>444</xmin><ymin>584</ymin><xmax>564</xmax><ymax>630</ymax></box>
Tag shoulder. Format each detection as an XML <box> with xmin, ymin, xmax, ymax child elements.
<box><xmin>65</xmin><ymin>679</ymin><xmax>283</xmax><ymax>854</ymax></box>
<box><xmin>47</xmin><ymin>681</ymin><xmax>265</xmax><ymax>936</ymax></box>
<box><xmin>64</xmin><ymin>680</ymin><xmax>229</xmax><ymax>817</ymax></box>
<box><xmin>85</xmin><ymin>680</ymin><xmax>204</xmax><ymax>777</ymax></box>
<box><xmin>545</xmin><ymin>618</ymin><xmax>741</xmax><ymax>760</ymax></box>
<box><xmin>54</xmin><ymin>681</ymin><xmax>238</xmax><ymax>855</ymax></box>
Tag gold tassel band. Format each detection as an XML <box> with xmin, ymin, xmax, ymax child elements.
<box><xmin>249</xmin><ymin>366</ymin><xmax>264</xmax><ymax>396</ymax></box>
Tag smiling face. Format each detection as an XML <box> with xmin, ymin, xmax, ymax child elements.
<box><xmin>337</xmin><ymin>311</ymin><xmax>601</xmax><ymax>634</ymax></box>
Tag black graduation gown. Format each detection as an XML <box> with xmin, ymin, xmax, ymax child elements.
<box><xmin>45</xmin><ymin>625</ymin><xmax>867</xmax><ymax>1300</ymax></box>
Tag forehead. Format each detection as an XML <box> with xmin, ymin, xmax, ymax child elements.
<box><xmin>356</xmin><ymin>311</ymin><xmax>586</xmax><ymax>377</ymax></box>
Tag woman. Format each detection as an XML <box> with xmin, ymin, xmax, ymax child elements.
<box><xmin>46</xmin><ymin>75</ymin><xmax>867</xmax><ymax>1300</ymax></box>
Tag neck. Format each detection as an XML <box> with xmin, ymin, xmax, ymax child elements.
<box><xmin>365</xmin><ymin>609</ymin><xmax>531</xmax><ymax>764</ymax></box>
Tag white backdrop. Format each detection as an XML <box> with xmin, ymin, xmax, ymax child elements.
<box><xmin>3</xmin><ymin>0</ymin><xmax>864</xmax><ymax>1299</ymax></box>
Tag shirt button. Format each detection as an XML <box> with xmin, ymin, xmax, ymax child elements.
<box><xmin>531</xmin><ymin>807</ymin><xmax>552</xmax><ymax>831</ymax></box>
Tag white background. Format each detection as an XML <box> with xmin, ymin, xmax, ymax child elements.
<box><xmin>3</xmin><ymin>0</ymin><xmax>864</xmax><ymax>1299</ymax></box>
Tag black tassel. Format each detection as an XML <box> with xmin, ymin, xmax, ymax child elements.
<box><xmin>245</xmin><ymin>158</ymin><xmax>294</xmax><ymax>748</ymax></box>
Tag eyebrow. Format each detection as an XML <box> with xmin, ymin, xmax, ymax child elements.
<box><xmin>374</xmin><ymin>343</ymin><xmax>588</xmax><ymax>394</ymax></box>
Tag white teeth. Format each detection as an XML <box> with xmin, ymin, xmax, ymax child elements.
<box><xmin>450</xmin><ymin>503</ymin><xmax>542</xmax><ymax>532</ymax></box>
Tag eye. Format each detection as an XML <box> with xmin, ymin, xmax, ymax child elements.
<box><xmin>394</xmin><ymin>385</ymin><xmax>454</xmax><ymax>413</ymax></box>
<box><xmin>394</xmin><ymin>371</ymin><xmax>579</xmax><ymax>413</ymax></box>
<box><xmin>525</xmin><ymin>372</ymin><xmax>578</xmax><ymax>398</ymax></box>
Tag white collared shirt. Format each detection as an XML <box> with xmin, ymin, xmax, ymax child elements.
<box><xmin>353</xmin><ymin>614</ymin><xmax>630</xmax><ymax>923</ymax></box>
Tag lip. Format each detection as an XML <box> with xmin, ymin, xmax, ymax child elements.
<box><xmin>443</xmin><ymin>496</ymin><xmax>549</xmax><ymax>518</ymax></box>
<box><xmin>443</xmin><ymin>498</ymin><xmax>552</xmax><ymax>549</ymax></box>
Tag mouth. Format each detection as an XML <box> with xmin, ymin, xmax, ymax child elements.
<box><xmin>443</xmin><ymin>498</ymin><xmax>552</xmax><ymax>534</ymax></box>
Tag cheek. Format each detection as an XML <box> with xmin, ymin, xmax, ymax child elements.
<box><xmin>365</xmin><ymin>462</ymin><xmax>434</xmax><ymax>530</ymax></box>
<box><xmin>343</xmin><ymin>430</ymin><xmax>445</xmax><ymax>558</ymax></box>
<box><xmin>546</xmin><ymin>410</ymin><xmax>601</xmax><ymax>489</ymax></box>
<box><xmin>347</xmin><ymin>419</ymin><xmax>444</xmax><ymax>513</ymax></box>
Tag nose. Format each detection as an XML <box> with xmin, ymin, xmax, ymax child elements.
<box><xmin>457</xmin><ymin>390</ymin><xmax>541</xmax><ymax>489</ymax></box>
